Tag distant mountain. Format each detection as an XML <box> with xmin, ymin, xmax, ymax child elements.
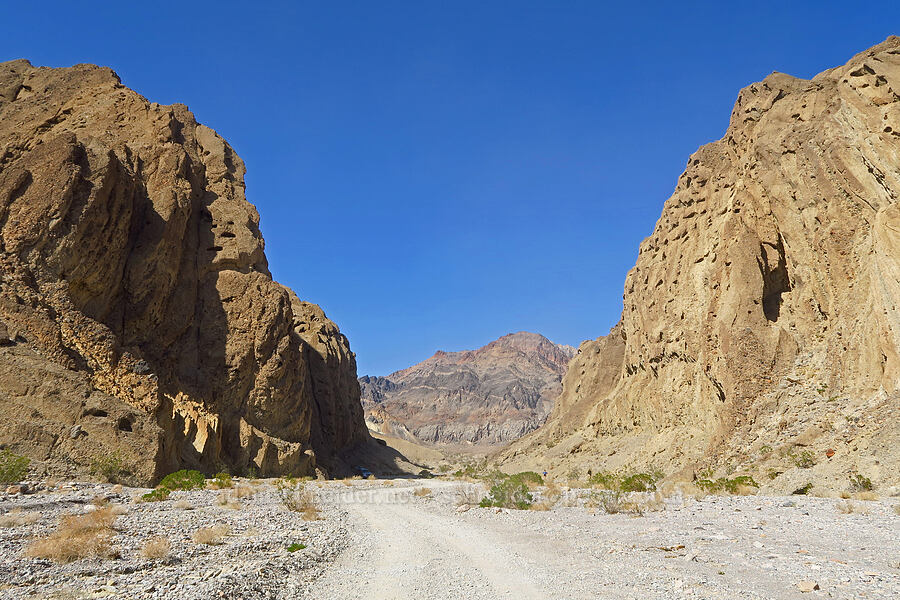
<box><xmin>360</xmin><ymin>332</ymin><xmax>576</xmax><ymax>446</ymax></box>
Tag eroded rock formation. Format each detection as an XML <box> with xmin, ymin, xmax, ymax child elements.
<box><xmin>361</xmin><ymin>332</ymin><xmax>575</xmax><ymax>446</ymax></box>
<box><xmin>0</xmin><ymin>59</ymin><xmax>368</xmax><ymax>482</ymax></box>
<box><xmin>501</xmin><ymin>39</ymin><xmax>900</xmax><ymax>491</ymax></box>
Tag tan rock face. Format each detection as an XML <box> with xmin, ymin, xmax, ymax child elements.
<box><xmin>361</xmin><ymin>332</ymin><xmax>576</xmax><ymax>446</ymax></box>
<box><xmin>0</xmin><ymin>60</ymin><xmax>367</xmax><ymax>482</ymax></box>
<box><xmin>501</xmin><ymin>39</ymin><xmax>900</xmax><ymax>491</ymax></box>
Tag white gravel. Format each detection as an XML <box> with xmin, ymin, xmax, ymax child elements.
<box><xmin>0</xmin><ymin>480</ymin><xmax>348</xmax><ymax>599</ymax></box>
<box><xmin>1</xmin><ymin>478</ymin><xmax>898</xmax><ymax>599</ymax></box>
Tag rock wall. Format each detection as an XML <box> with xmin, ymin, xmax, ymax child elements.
<box><xmin>0</xmin><ymin>59</ymin><xmax>368</xmax><ymax>483</ymax></box>
<box><xmin>361</xmin><ymin>332</ymin><xmax>575</xmax><ymax>446</ymax></box>
<box><xmin>501</xmin><ymin>39</ymin><xmax>900</xmax><ymax>491</ymax></box>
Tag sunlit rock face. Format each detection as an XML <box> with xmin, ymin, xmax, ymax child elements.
<box><xmin>500</xmin><ymin>38</ymin><xmax>900</xmax><ymax>492</ymax></box>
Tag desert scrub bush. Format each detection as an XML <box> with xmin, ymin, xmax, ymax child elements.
<box><xmin>480</xmin><ymin>478</ymin><xmax>533</xmax><ymax>510</ymax></box>
<box><xmin>140</xmin><ymin>535</ymin><xmax>171</xmax><ymax>560</ymax></box>
<box><xmin>695</xmin><ymin>475</ymin><xmax>759</xmax><ymax>495</ymax></box>
<box><xmin>232</xmin><ymin>483</ymin><xmax>256</xmax><ymax>499</ymax></box>
<box><xmin>0</xmin><ymin>448</ymin><xmax>29</xmax><ymax>483</ymax></box>
<box><xmin>894</xmin><ymin>504</ymin><xmax>900</xmax><ymax>515</ymax></box>
<box><xmin>172</xmin><ymin>499</ymin><xmax>194</xmax><ymax>510</ymax></box>
<box><xmin>0</xmin><ymin>509</ymin><xmax>41</xmax><ymax>528</ymax></box>
<box><xmin>455</xmin><ymin>484</ymin><xmax>485</xmax><ymax>506</ymax></box>
<box><xmin>790</xmin><ymin>449</ymin><xmax>816</xmax><ymax>469</ymax></box>
<box><xmin>625</xmin><ymin>492</ymin><xmax>666</xmax><ymax>515</ymax></box>
<box><xmin>452</xmin><ymin>464</ymin><xmax>481</xmax><ymax>479</ymax></box>
<box><xmin>792</xmin><ymin>482</ymin><xmax>813</xmax><ymax>495</ymax></box>
<box><xmin>159</xmin><ymin>469</ymin><xmax>206</xmax><ymax>491</ymax></box>
<box><xmin>849</xmin><ymin>473</ymin><xmax>873</xmax><ymax>492</ymax></box>
<box><xmin>26</xmin><ymin>507</ymin><xmax>120</xmax><ymax>563</ymax></box>
<box><xmin>276</xmin><ymin>477</ymin><xmax>320</xmax><ymax>520</ymax></box>
<box><xmin>542</xmin><ymin>480</ymin><xmax>563</xmax><ymax>506</ymax></box>
<box><xmin>141</xmin><ymin>469</ymin><xmax>207</xmax><ymax>502</ymax></box>
<box><xmin>286</xmin><ymin>542</ymin><xmax>307</xmax><ymax>552</ymax></box>
<box><xmin>216</xmin><ymin>490</ymin><xmax>242</xmax><ymax>510</ymax></box>
<box><xmin>141</xmin><ymin>488</ymin><xmax>171</xmax><ymax>502</ymax></box>
<box><xmin>619</xmin><ymin>471</ymin><xmax>662</xmax><ymax>492</ymax></box>
<box><xmin>836</xmin><ymin>500</ymin><xmax>869</xmax><ymax>515</ymax></box>
<box><xmin>758</xmin><ymin>445</ymin><xmax>773</xmax><ymax>455</ymax></box>
<box><xmin>591</xmin><ymin>489</ymin><xmax>625</xmax><ymax>514</ymax></box>
<box><xmin>413</xmin><ymin>487</ymin><xmax>432</xmax><ymax>497</ymax></box>
<box><xmin>512</xmin><ymin>471</ymin><xmax>544</xmax><ymax>487</ymax></box>
<box><xmin>89</xmin><ymin>451</ymin><xmax>130</xmax><ymax>483</ymax></box>
<box><xmin>587</xmin><ymin>471</ymin><xmax>618</xmax><ymax>489</ymax></box>
<box><xmin>192</xmin><ymin>524</ymin><xmax>229</xmax><ymax>545</ymax></box>
<box><xmin>209</xmin><ymin>472</ymin><xmax>234</xmax><ymax>489</ymax></box>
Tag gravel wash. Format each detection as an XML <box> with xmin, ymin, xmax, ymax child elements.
<box><xmin>0</xmin><ymin>480</ymin><xmax>348</xmax><ymax>599</ymax></box>
<box><xmin>1</xmin><ymin>479</ymin><xmax>898</xmax><ymax>599</ymax></box>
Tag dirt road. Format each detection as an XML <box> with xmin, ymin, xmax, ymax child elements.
<box><xmin>311</xmin><ymin>479</ymin><xmax>899</xmax><ymax>600</ymax></box>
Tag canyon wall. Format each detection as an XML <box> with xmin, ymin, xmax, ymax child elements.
<box><xmin>501</xmin><ymin>39</ymin><xmax>900</xmax><ymax>492</ymax></box>
<box><xmin>0</xmin><ymin>60</ymin><xmax>368</xmax><ymax>483</ymax></box>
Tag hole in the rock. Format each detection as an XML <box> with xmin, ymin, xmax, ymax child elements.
<box><xmin>83</xmin><ymin>408</ymin><xmax>108</xmax><ymax>418</ymax></box>
<box><xmin>116</xmin><ymin>417</ymin><xmax>133</xmax><ymax>432</ymax></box>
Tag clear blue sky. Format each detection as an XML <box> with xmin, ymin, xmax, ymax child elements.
<box><xmin>4</xmin><ymin>2</ymin><xmax>898</xmax><ymax>375</ymax></box>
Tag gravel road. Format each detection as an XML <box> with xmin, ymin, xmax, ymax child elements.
<box><xmin>312</xmin><ymin>479</ymin><xmax>900</xmax><ymax>600</ymax></box>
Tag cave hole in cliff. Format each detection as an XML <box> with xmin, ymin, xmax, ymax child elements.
<box><xmin>116</xmin><ymin>416</ymin><xmax>133</xmax><ymax>432</ymax></box>
<box><xmin>757</xmin><ymin>238</ymin><xmax>791</xmax><ymax>322</ymax></box>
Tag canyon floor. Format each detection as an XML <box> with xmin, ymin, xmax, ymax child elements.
<box><xmin>0</xmin><ymin>479</ymin><xmax>898</xmax><ymax>599</ymax></box>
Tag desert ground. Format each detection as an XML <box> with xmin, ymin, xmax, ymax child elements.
<box><xmin>1</xmin><ymin>477</ymin><xmax>898</xmax><ymax>599</ymax></box>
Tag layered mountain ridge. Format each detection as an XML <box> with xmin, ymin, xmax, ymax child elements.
<box><xmin>361</xmin><ymin>332</ymin><xmax>576</xmax><ymax>446</ymax></box>
<box><xmin>500</xmin><ymin>38</ymin><xmax>900</xmax><ymax>492</ymax></box>
<box><xmin>0</xmin><ymin>59</ymin><xmax>369</xmax><ymax>483</ymax></box>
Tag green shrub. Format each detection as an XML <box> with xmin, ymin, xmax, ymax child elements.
<box><xmin>790</xmin><ymin>450</ymin><xmax>816</xmax><ymax>469</ymax></box>
<box><xmin>159</xmin><ymin>469</ymin><xmax>206</xmax><ymax>491</ymax></box>
<box><xmin>849</xmin><ymin>473</ymin><xmax>873</xmax><ymax>492</ymax></box>
<box><xmin>509</xmin><ymin>471</ymin><xmax>543</xmax><ymax>486</ymax></box>
<box><xmin>0</xmin><ymin>449</ymin><xmax>29</xmax><ymax>483</ymax></box>
<box><xmin>587</xmin><ymin>471</ymin><xmax>618</xmax><ymax>489</ymax></box>
<box><xmin>792</xmin><ymin>482</ymin><xmax>813</xmax><ymax>495</ymax></box>
<box><xmin>142</xmin><ymin>469</ymin><xmax>206</xmax><ymax>502</ymax></box>
<box><xmin>212</xmin><ymin>472</ymin><xmax>234</xmax><ymax>488</ymax></box>
<box><xmin>696</xmin><ymin>475</ymin><xmax>759</xmax><ymax>494</ymax></box>
<box><xmin>89</xmin><ymin>451</ymin><xmax>129</xmax><ymax>483</ymax></box>
<box><xmin>619</xmin><ymin>472</ymin><xmax>662</xmax><ymax>492</ymax></box>
<box><xmin>418</xmin><ymin>469</ymin><xmax>435</xmax><ymax>479</ymax></box>
<box><xmin>141</xmin><ymin>488</ymin><xmax>171</xmax><ymax>502</ymax></box>
<box><xmin>759</xmin><ymin>445</ymin><xmax>773</xmax><ymax>455</ymax></box>
<box><xmin>286</xmin><ymin>542</ymin><xmax>306</xmax><ymax>552</ymax></box>
<box><xmin>479</xmin><ymin>478</ymin><xmax>533</xmax><ymax>510</ymax></box>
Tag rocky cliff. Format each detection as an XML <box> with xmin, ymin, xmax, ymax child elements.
<box><xmin>0</xmin><ymin>60</ymin><xmax>368</xmax><ymax>483</ymax></box>
<box><xmin>361</xmin><ymin>332</ymin><xmax>576</xmax><ymax>446</ymax></box>
<box><xmin>501</xmin><ymin>39</ymin><xmax>900</xmax><ymax>492</ymax></box>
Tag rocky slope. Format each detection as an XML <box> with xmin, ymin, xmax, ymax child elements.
<box><xmin>0</xmin><ymin>59</ymin><xmax>368</xmax><ymax>483</ymax></box>
<box><xmin>360</xmin><ymin>332</ymin><xmax>575</xmax><ymax>446</ymax></box>
<box><xmin>500</xmin><ymin>38</ymin><xmax>900</xmax><ymax>492</ymax></box>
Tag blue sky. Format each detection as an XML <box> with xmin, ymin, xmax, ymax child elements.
<box><xmin>4</xmin><ymin>2</ymin><xmax>898</xmax><ymax>375</ymax></box>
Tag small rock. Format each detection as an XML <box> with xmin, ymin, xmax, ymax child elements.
<box><xmin>797</xmin><ymin>581</ymin><xmax>820</xmax><ymax>592</ymax></box>
<box><xmin>456</xmin><ymin>504</ymin><xmax>470</xmax><ymax>513</ymax></box>
<box><xmin>70</xmin><ymin>424</ymin><xmax>84</xmax><ymax>439</ymax></box>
